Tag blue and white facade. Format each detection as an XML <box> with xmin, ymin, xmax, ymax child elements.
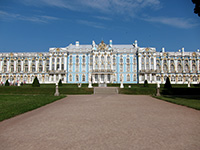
<box><xmin>0</xmin><ymin>40</ymin><xmax>199</xmax><ymax>85</ymax></box>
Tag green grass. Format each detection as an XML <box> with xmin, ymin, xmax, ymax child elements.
<box><xmin>154</xmin><ymin>95</ymin><xmax>200</xmax><ymax>110</ymax></box>
<box><xmin>0</xmin><ymin>95</ymin><xmax>66</xmax><ymax>122</ymax></box>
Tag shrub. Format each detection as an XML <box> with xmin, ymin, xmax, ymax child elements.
<box><xmin>32</xmin><ymin>77</ymin><xmax>40</xmax><ymax>87</ymax></box>
<box><xmin>58</xmin><ymin>79</ymin><xmax>62</xmax><ymax>86</ymax></box>
<box><xmin>144</xmin><ymin>80</ymin><xmax>148</xmax><ymax>87</ymax></box>
<box><xmin>5</xmin><ymin>80</ymin><xmax>9</xmax><ymax>86</ymax></box>
<box><xmin>164</xmin><ymin>77</ymin><xmax>172</xmax><ymax>89</ymax></box>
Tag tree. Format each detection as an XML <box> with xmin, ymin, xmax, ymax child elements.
<box><xmin>144</xmin><ymin>80</ymin><xmax>148</xmax><ymax>87</ymax></box>
<box><xmin>58</xmin><ymin>79</ymin><xmax>62</xmax><ymax>86</ymax></box>
<box><xmin>32</xmin><ymin>77</ymin><xmax>40</xmax><ymax>87</ymax></box>
<box><xmin>5</xmin><ymin>79</ymin><xmax>9</xmax><ymax>86</ymax></box>
<box><xmin>164</xmin><ymin>77</ymin><xmax>172</xmax><ymax>89</ymax></box>
<box><xmin>192</xmin><ymin>0</ymin><xmax>200</xmax><ymax>17</ymax></box>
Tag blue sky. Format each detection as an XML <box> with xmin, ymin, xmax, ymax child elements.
<box><xmin>0</xmin><ymin>0</ymin><xmax>199</xmax><ymax>52</ymax></box>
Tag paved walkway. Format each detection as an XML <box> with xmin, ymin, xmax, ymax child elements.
<box><xmin>0</xmin><ymin>94</ymin><xmax>200</xmax><ymax>150</ymax></box>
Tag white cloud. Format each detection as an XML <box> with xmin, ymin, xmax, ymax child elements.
<box><xmin>0</xmin><ymin>10</ymin><xmax>59</xmax><ymax>23</ymax></box>
<box><xmin>143</xmin><ymin>16</ymin><xmax>199</xmax><ymax>29</ymax></box>
<box><xmin>21</xmin><ymin>0</ymin><xmax>161</xmax><ymax>16</ymax></box>
<box><xmin>77</xmin><ymin>20</ymin><xmax>105</xmax><ymax>29</ymax></box>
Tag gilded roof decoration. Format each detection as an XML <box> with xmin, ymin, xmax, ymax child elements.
<box><xmin>97</xmin><ymin>41</ymin><xmax>108</xmax><ymax>51</ymax></box>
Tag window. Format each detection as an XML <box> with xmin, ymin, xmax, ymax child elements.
<box><xmin>127</xmin><ymin>74</ymin><xmax>130</xmax><ymax>81</ymax></box>
<box><xmin>82</xmin><ymin>64</ymin><xmax>86</xmax><ymax>71</ymax></box>
<box><xmin>18</xmin><ymin>65</ymin><xmax>21</xmax><ymax>72</ymax></box>
<box><xmin>156</xmin><ymin>76</ymin><xmax>160</xmax><ymax>81</ymax></box>
<box><xmin>141</xmin><ymin>64</ymin><xmax>145</xmax><ymax>70</ymax></box>
<box><xmin>57</xmin><ymin>64</ymin><xmax>59</xmax><ymax>70</ymax></box>
<box><xmin>192</xmin><ymin>60</ymin><xmax>196</xmax><ymax>64</ymax></box>
<box><xmin>39</xmin><ymin>59</ymin><xmax>42</xmax><ymax>64</ymax></box>
<box><xmin>185</xmin><ymin>64</ymin><xmax>189</xmax><ymax>72</ymax></box>
<box><xmin>178</xmin><ymin>64</ymin><xmax>182</xmax><ymax>73</ymax></box>
<box><xmin>156</xmin><ymin>64</ymin><xmax>160</xmax><ymax>71</ymax></box>
<box><xmin>82</xmin><ymin>55</ymin><xmax>86</xmax><ymax>63</ymax></box>
<box><xmin>120</xmin><ymin>64</ymin><xmax>123</xmax><ymax>72</ymax></box>
<box><xmin>39</xmin><ymin>65</ymin><xmax>43</xmax><ymax>72</ymax></box>
<box><xmin>156</xmin><ymin>59</ymin><xmax>160</xmax><ymax>63</ymax></box>
<box><xmin>113</xmin><ymin>55</ymin><xmax>116</xmax><ymax>64</ymax></box>
<box><xmin>82</xmin><ymin>74</ymin><xmax>85</xmax><ymax>82</ymax></box>
<box><xmin>127</xmin><ymin>64</ymin><xmax>130</xmax><ymax>72</ymax></box>
<box><xmin>52</xmin><ymin>64</ymin><xmax>55</xmax><ymax>71</ymax></box>
<box><xmin>192</xmin><ymin>65</ymin><xmax>196</xmax><ymax>72</ymax></box>
<box><xmin>178</xmin><ymin>59</ymin><xmax>181</xmax><ymax>64</ymax></box>
<box><xmin>76</xmin><ymin>55</ymin><xmax>79</xmax><ymax>64</ymax></box>
<box><xmin>76</xmin><ymin>74</ymin><xmax>79</xmax><ymax>82</ymax></box>
<box><xmin>178</xmin><ymin>76</ymin><xmax>182</xmax><ymax>82</ymax></box>
<box><xmin>52</xmin><ymin>58</ymin><xmax>55</xmax><ymax>63</ymax></box>
<box><xmin>171</xmin><ymin>76</ymin><xmax>175</xmax><ymax>82</ymax></box>
<box><xmin>69</xmin><ymin>56</ymin><xmax>72</xmax><ymax>63</ymax></box>
<box><xmin>69</xmin><ymin>74</ymin><xmax>72</xmax><ymax>81</ymax></box>
<box><xmin>95</xmin><ymin>56</ymin><xmax>98</xmax><ymax>63</ymax></box>
<box><xmin>32</xmin><ymin>65</ymin><xmax>35</xmax><ymax>72</ymax></box>
<box><xmin>61</xmin><ymin>64</ymin><xmax>64</xmax><ymax>70</ymax></box>
<box><xmin>11</xmin><ymin>65</ymin><xmax>14</xmax><ymax>72</ymax></box>
<box><xmin>95</xmin><ymin>74</ymin><xmax>98</xmax><ymax>82</ymax></box>
<box><xmin>163</xmin><ymin>64</ymin><xmax>168</xmax><ymax>73</ymax></box>
<box><xmin>133</xmin><ymin>75</ymin><xmax>136</xmax><ymax>81</ymax></box>
<box><xmin>76</xmin><ymin>64</ymin><xmax>79</xmax><ymax>72</ymax></box>
<box><xmin>90</xmin><ymin>55</ymin><xmax>93</xmax><ymax>63</ymax></box>
<box><xmin>170</xmin><ymin>65</ymin><xmax>175</xmax><ymax>72</ymax></box>
<box><xmin>193</xmin><ymin>76</ymin><xmax>197</xmax><ymax>81</ymax></box>
<box><xmin>120</xmin><ymin>56</ymin><xmax>123</xmax><ymax>63</ymax></box>
<box><xmin>126</xmin><ymin>58</ymin><xmax>130</xmax><ymax>64</ymax></box>
<box><xmin>46</xmin><ymin>65</ymin><xmax>49</xmax><ymax>72</ymax></box>
<box><xmin>25</xmin><ymin>65</ymin><xmax>28</xmax><ymax>72</ymax></box>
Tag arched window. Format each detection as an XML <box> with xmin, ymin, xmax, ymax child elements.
<box><xmin>39</xmin><ymin>64</ymin><xmax>43</xmax><ymax>72</ymax></box>
<box><xmin>133</xmin><ymin>75</ymin><xmax>136</xmax><ymax>81</ymax></box>
<box><xmin>178</xmin><ymin>76</ymin><xmax>182</xmax><ymax>82</ymax></box>
<box><xmin>95</xmin><ymin>56</ymin><xmax>98</xmax><ymax>63</ymax></box>
<box><xmin>192</xmin><ymin>65</ymin><xmax>196</xmax><ymax>72</ymax></box>
<box><xmin>57</xmin><ymin>58</ymin><xmax>60</xmax><ymax>63</ymax></box>
<box><xmin>107</xmin><ymin>63</ymin><xmax>111</xmax><ymax>70</ymax></box>
<box><xmin>18</xmin><ymin>65</ymin><xmax>21</xmax><ymax>72</ymax></box>
<box><xmin>25</xmin><ymin>65</ymin><xmax>28</xmax><ymax>72</ymax></box>
<box><xmin>156</xmin><ymin>64</ymin><xmax>160</xmax><ymax>71</ymax></box>
<box><xmin>126</xmin><ymin>57</ymin><xmax>130</xmax><ymax>64</ymax></box>
<box><xmin>171</xmin><ymin>76</ymin><xmax>175</xmax><ymax>82</ymax></box>
<box><xmin>178</xmin><ymin>64</ymin><xmax>182</xmax><ymax>73</ymax></box>
<box><xmin>10</xmin><ymin>65</ymin><xmax>14</xmax><ymax>72</ymax></box>
<box><xmin>141</xmin><ymin>63</ymin><xmax>145</xmax><ymax>70</ymax></box>
<box><xmin>170</xmin><ymin>64</ymin><xmax>175</xmax><ymax>72</ymax></box>
<box><xmin>32</xmin><ymin>65</ymin><xmax>35</xmax><ymax>72</ymax></box>
<box><xmin>90</xmin><ymin>55</ymin><xmax>93</xmax><ymax>63</ymax></box>
<box><xmin>192</xmin><ymin>60</ymin><xmax>196</xmax><ymax>64</ymax></box>
<box><xmin>156</xmin><ymin>76</ymin><xmax>160</xmax><ymax>81</ymax></box>
<box><xmin>163</xmin><ymin>64</ymin><xmax>168</xmax><ymax>73</ymax></box>
<box><xmin>185</xmin><ymin>64</ymin><xmax>189</xmax><ymax>72</ymax></box>
<box><xmin>52</xmin><ymin>58</ymin><xmax>55</xmax><ymax>63</ymax></box>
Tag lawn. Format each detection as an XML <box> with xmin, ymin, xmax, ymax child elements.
<box><xmin>154</xmin><ymin>95</ymin><xmax>200</xmax><ymax>110</ymax></box>
<box><xmin>0</xmin><ymin>95</ymin><xmax>65</xmax><ymax>122</ymax></box>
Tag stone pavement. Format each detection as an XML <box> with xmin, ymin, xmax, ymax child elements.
<box><xmin>0</xmin><ymin>94</ymin><xmax>200</xmax><ymax>150</ymax></box>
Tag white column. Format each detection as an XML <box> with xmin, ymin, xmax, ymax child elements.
<box><xmin>161</xmin><ymin>59</ymin><xmax>163</xmax><ymax>73</ymax></box>
<box><xmin>36</xmin><ymin>60</ymin><xmax>38</xmax><ymax>72</ymax></box>
<box><xmin>197</xmin><ymin>59</ymin><xmax>199</xmax><ymax>72</ymax></box>
<box><xmin>14</xmin><ymin>60</ymin><xmax>17</xmax><ymax>72</ymax></box>
<box><xmin>28</xmin><ymin>60</ymin><xmax>31</xmax><ymax>72</ymax></box>
<box><xmin>59</xmin><ymin>57</ymin><xmax>62</xmax><ymax>71</ymax></box>
<box><xmin>175</xmin><ymin>59</ymin><xmax>177</xmax><ymax>72</ymax></box>
<box><xmin>43</xmin><ymin>60</ymin><xmax>45</xmax><ymax>72</ymax></box>
<box><xmin>0</xmin><ymin>60</ymin><xmax>2</xmax><ymax>72</ymax></box>
<box><xmin>168</xmin><ymin>59</ymin><xmax>171</xmax><ymax>72</ymax></box>
<box><xmin>64</xmin><ymin>56</ymin><xmax>67</xmax><ymax>70</ymax></box>
<box><xmin>49</xmin><ymin>57</ymin><xmax>52</xmax><ymax>70</ymax></box>
<box><xmin>7</xmin><ymin>61</ymin><xmax>9</xmax><ymax>72</ymax></box>
<box><xmin>138</xmin><ymin>55</ymin><xmax>141</xmax><ymax>70</ymax></box>
<box><xmin>21</xmin><ymin>61</ymin><xmax>24</xmax><ymax>72</ymax></box>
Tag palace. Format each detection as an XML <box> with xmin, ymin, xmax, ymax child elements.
<box><xmin>0</xmin><ymin>40</ymin><xmax>199</xmax><ymax>86</ymax></box>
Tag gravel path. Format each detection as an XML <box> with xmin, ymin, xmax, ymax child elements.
<box><xmin>0</xmin><ymin>94</ymin><xmax>200</xmax><ymax>150</ymax></box>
